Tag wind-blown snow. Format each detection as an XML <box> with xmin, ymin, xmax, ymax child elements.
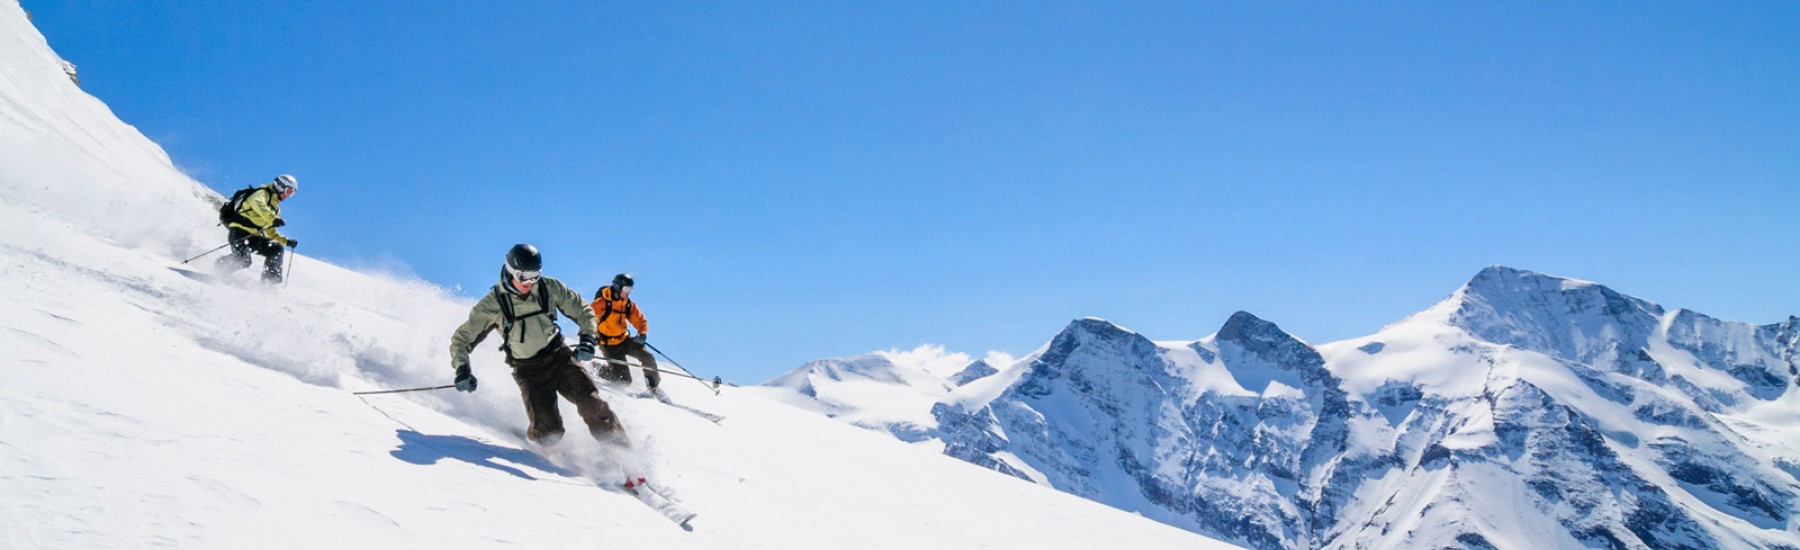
<box><xmin>0</xmin><ymin>4</ymin><xmax>1232</xmax><ymax>549</ymax></box>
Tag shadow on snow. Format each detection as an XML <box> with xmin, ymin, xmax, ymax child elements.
<box><xmin>389</xmin><ymin>429</ymin><xmax>571</xmax><ymax>480</ymax></box>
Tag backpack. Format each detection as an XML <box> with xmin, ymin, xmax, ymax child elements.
<box><xmin>593</xmin><ymin>286</ymin><xmax>634</xmax><ymax>327</ymax></box>
<box><xmin>217</xmin><ymin>186</ymin><xmax>259</xmax><ymax>227</ymax></box>
<box><xmin>491</xmin><ymin>283</ymin><xmax>557</xmax><ymax>355</ymax></box>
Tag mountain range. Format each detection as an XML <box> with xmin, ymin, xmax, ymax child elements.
<box><xmin>761</xmin><ymin>266</ymin><xmax>1800</xmax><ymax>549</ymax></box>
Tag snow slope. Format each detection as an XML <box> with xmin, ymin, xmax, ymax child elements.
<box><xmin>0</xmin><ymin>4</ymin><xmax>1235</xmax><ymax>549</ymax></box>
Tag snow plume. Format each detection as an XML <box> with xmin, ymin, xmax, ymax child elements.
<box><xmin>876</xmin><ymin>344</ymin><xmax>974</xmax><ymax>378</ymax></box>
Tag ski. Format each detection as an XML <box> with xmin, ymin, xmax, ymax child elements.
<box><xmin>647</xmin><ymin>388</ymin><xmax>725</xmax><ymax>424</ymax></box>
<box><xmin>168</xmin><ymin>266</ymin><xmax>219</xmax><ymax>283</ymax></box>
<box><xmin>622</xmin><ymin>476</ymin><xmax>696</xmax><ymax>526</ymax></box>
<box><xmin>504</xmin><ymin>430</ymin><xmax>693</xmax><ymax>526</ymax></box>
<box><xmin>593</xmin><ymin>376</ymin><xmax>725</xmax><ymax>424</ymax></box>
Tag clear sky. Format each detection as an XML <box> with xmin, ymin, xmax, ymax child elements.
<box><xmin>25</xmin><ymin>1</ymin><xmax>1800</xmax><ymax>383</ymax></box>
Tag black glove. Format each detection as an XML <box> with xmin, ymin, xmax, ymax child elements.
<box><xmin>454</xmin><ymin>365</ymin><xmax>477</xmax><ymax>392</ymax></box>
<box><xmin>285</xmin><ymin>238</ymin><xmax>299</xmax><ymax>249</ymax></box>
<box><xmin>272</xmin><ymin>218</ymin><xmax>286</xmax><ymax>228</ymax></box>
<box><xmin>575</xmin><ymin>335</ymin><xmax>597</xmax><ymax>362</ymax></box>
<box><xmin>633</xmin><ymin>333</ymin><xmax>647</xmax><ymax>345</ymax></box>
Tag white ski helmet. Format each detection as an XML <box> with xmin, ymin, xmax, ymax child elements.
<box><xmin>273</xmin><ymin>174</ymin><xmax>298</xmax><ymax>192</ymax></box>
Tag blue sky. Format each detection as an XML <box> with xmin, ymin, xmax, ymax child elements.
<box><xmin>27</xmin><ymin>1</ymin><xmax>1800</xmax><ymax>383</ymax></box>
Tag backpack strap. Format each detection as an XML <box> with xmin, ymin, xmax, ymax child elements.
<box><xmin>598</xmin><ymin>297</ymin><xmax>617</xmax><ymax>325</ymax></box>
<box><xmin>597</xmin><ymin>286</ymin><xmax>630</xmax><ymax>327</ymax></box>
<box><xmin>492</xmin><ymin>285</ymin><xmax>515</xmax><ymax>353</ymax></box>
<box><xmin>596</xmin><ymin>287</ymin><xmax>642</xmax><ymax>342</ymax></box>
<box><xmin>538</xmin><ymin>283</ymin><xmax>553</xmax><ymax>321</ymax></box>
<box><xmin>492</xmin><ymin>283</ymin><xmax>559</xmax><ymax>354</ymax></box>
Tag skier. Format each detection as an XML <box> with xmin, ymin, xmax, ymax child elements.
<box><xmin>591</xmin><ymin>273</ymin><xmax>661</xmax><ymax>392</ymax></box>
<box><xmin>216</xmin><ymin>174</ymin><xmax>300</xmax><ymax>283</ymax></box>
<box><xmin>449</xmin><ymin>244</ymin><xmax>624</xmax><ymax>447</ymax></box>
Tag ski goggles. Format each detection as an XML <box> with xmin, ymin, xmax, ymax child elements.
<box><xmin>505</xmin><ymin>264</ymin><xmax>541</xmax><ymax>284</ymax></box>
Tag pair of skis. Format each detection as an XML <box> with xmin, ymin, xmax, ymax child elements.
<box><xmin>509</xmin><ymin>428</ymin><xmax>699</xmax><ymax>528</ymax></box>
<box><xmin>637</xmin><ymin>386</ymin><xmax>725</xmax><ymax>424</ymax></box>
<box><xmin>587</xmin><ymin>364</ymin><xmax>716</xmax><ymax>526</ymax></box>
<box><xmin>503</xmin><ymin>360</ymin><xmax>719</xmax><ymax>526</ymax></box>
<box><xmin>620</xmin><ymin>476</ymin><xmax>696</xmax><ymax>526</ymax></box>
<box><xmin>589</xmin><ymin>360</ymin><xmax>725</xmax><ymax>424</ymax></box>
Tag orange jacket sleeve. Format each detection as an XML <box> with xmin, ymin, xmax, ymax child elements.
<box><xmin>628</xmin><ymin>301</ymin><xmax>648</xmax><ymax>336</ymax></box>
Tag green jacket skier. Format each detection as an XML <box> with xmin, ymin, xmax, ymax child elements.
<box><xmin>216</xmin><ymin>174</ymin><xmax>299</xmax><ymax>283</ymax></box>
<box><xmin>449</xmin><ymin>244</ymin><xmax>624</xmax><ymax>446</ymax></box>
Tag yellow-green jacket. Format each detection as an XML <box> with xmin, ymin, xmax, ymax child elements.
<box><xmin>449</xmin><ymin>276</ymin><xmax>599</xmax><ymax>370</ymax></box>
<box><xmin>227</xmin><ymin>184</ymin><xmax>292</xmax><ymax>245</ymax></box>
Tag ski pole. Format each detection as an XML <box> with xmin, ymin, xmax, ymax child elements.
<box><xmin>181</xmin><ymin>235</ymin><xmax>254</xmax><ymax>265</ymax></box>
<box><xmin>284</xmin><ymin>247</ymin><xmax>295</xmax><ymax>288</ymax></box>
<box><xmin>352</xmin><ymin>384</ymin><xmax>455</xmax><ymax>396</ymax></box>
<box><xmin>179</xmin><ymin>241</ymin><xmax>234</xmax><ymax>264</ymax></box>
<box><xmin>644</xmin><ymin>342</ymin><xmax>725</xmax><ymax>394</ymax></box>
<box><xmin>591</xmin><ymin>357</ymin><xmax>722</xmax><ymax>391</ymax></box>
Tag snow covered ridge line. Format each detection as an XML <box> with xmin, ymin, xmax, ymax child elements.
<box><xmin>764</xmin><ymin>265</ymin><xmax>1800</xmax><ymax>549</ymax></box>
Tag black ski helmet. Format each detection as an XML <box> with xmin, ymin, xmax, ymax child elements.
<box><xmin>500</xmin><ymin>244</ymin><xmax>543</xmax><ymax>293</ymax></box>
<box><xmin>506</xmin><ymin>244</ymin><xmax>542</xmax><ymax>273</ymax></box>
<box><xmin>507</xmin><ymin>244</ymin><xmax>540</xmax><ymax>271</ymax></box>
<box><xmin>612</xmin><ymin>273</ymin><xmax>634</xmax><ymax>288</ymax></box>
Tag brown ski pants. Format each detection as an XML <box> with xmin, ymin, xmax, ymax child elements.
<box><xmin>506</xmin><ymin>343</ymin><xmax>622</xmax><ymax>446</ymax></box>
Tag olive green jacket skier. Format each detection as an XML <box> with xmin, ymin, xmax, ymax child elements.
<box><xmin>448</xmin><ymin>244</ymin><xmax>623</xmax><ymax>446</ymax></box>
<box><xmin>448</xmin><ymin>276</ymin><xmax>599</xmax><ymax>367</ymax></box>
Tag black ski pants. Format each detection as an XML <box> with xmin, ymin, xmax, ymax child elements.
<box><xmin>599</xmin><ymin>338</ymin><xmax>660</xmax><ymax>389</ymax></box>
<box><xmin>220</xmin><ymin>227</ymin><xmax>285</xmax><ymax>281</ymax></box>
<box><xmin>507</xmin><ymin>343</ymin><xmax>622</xmax><ymax>446</ymax></box>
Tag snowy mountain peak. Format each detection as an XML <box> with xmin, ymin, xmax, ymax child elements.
<box><xmin>1214</xmin><ymin>311</ymin><xmax>1329</xmax><ymax>389</ymax></box>
<box><xmin>1447</xmin><ymin>266</ymin><xmax>1665</xmax><ymax>365</ymax></box>
<box><xmin>1217</xmin><ymin>311</ymin><xmax>1307</xmax><ymax>351</ymax></box>
<box><xmin>1030</xmin><ymin>317</ymin><xmax>1161</xmax><ymax>380</ymax></box>
<box><xmin>948</xmin><ymin>359</ymin><xmax>998</xmax><ymax>386</ymax></box>
<box><xmin>1458</xmin><ymin>265</ymin><xmax>1622</xmax><ymax>306</ymax></box>
<box><xmin>750</xmin><ymin>346</ymin><xmax>982</xmax><ymax>442</ymax></box>
<box><xmin>1060</xmin><ymin>316</ymin><xmax>1138</xmax><ymax>339</ymax></box>
<box><xmin>777</xmin><ymin>354</ymin><xmax>908</xmax><ymax>388</ymax></box>
<box><xmin>1469</xmin><ymin>264</ymin><xmax>1595</xmax><ymax>288</ymax></box>
<box><xmin>1456</xmin><ymin>266</ymin><xmax>1658</xmax><ymax>317</ymax></box>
